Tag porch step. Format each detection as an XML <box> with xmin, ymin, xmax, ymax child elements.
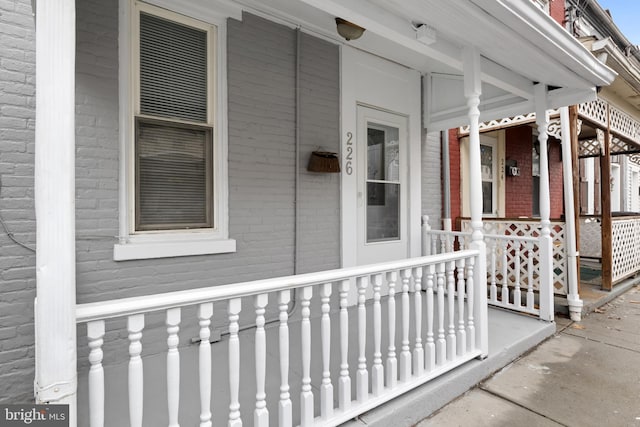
<box><xmin>341</xmin><ymin>308</ymin><xmax>555</xmax><ymax>427</ymax></box>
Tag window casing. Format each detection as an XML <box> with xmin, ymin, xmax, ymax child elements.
<box><xmin>115</xmin><ymin>0</ymin><xmax>235</xmax><ymax>260</ymax></box>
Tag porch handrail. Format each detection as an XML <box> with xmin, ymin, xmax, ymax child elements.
<box><xmin>425</xmin><ymin>229</ymin><xmax>539</xmax><ymax>243</ymax></box>
<box><xmin>76</xmin><ymin>249</ymin><xmax>486</xmax><ymax>427</ymax></box>
<box><xmin>76</xmin><ymin>250</ymin><xmax>478</xmax><ymax>322</ymax></box>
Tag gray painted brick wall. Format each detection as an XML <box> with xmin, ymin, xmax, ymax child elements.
<box><xmin>1</xmin><ymin>1</ymin><xmax>342</xmax><ymax>401</ymax></box>
<box><xmin>422</xmin><ymin>130</ymin><xmax>443</xmax><ymax>230</ymax></box>
<box><xmin>0</xmin><ymin>0</ymin><xmax>36</xmax><ymax>403</ymax></box>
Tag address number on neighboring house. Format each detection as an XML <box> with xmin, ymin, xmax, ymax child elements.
<box><xmin>345</xmin><ymin>131</ymin><xmax>354</xmax><ymax>175</ymax></box>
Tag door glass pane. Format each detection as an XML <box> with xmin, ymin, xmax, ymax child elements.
<box><xmin>482</xmin><ymin>181</ymin><xmax>493</xmax><ymax>215</ymax></box>
<box><xmin>480</xmin><ymin>143</ymin><xmax>493</xmax><ymax>214</ymax></box>
<box><xmin>367</xmin><ymin>125</ymin><xmax>400</xmax><ymax>181</ymax></box>
<box><xmin>367</xmin><ymin>183</ymin><xmax>400</xmax><ymax>242</ymax></box>
<box><xmin>366</xmin><ymin>121</ymin><xmax>400</xmax><ymax>242</ymax></box>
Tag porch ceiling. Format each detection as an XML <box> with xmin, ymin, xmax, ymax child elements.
<box><xmin>234</xmin><ymin>0</ymin><xmax>615</xmax><ymax>131</ymax></box>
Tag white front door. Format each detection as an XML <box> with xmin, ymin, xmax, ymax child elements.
<box><xmin>340</xmin><ymin>46</ymin><xmax>421</xmax><ymax>303</ymax></box>
<box><xmin>356</xmin><ymin>106</ymin><xmax>408</xmax><ymax>265</ymax></box>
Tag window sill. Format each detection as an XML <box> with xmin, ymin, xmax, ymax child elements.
<box><xmin>114</xmin><ymin>235</ymin><xmax>236</xmax><ymax>261</ymax></box>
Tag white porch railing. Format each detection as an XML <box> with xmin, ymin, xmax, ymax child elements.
<box><xmin>459</xmin><ymin>219</ymin><xmax>567</xmax><ymax>295</ymax></box>
<box><xmin>423</xmin><ymin>229</ymin><xmax>545</xmax><ymax>318</ymax></box>
<box><xmin>76</xmin><ymin>250</ymin><xmax>484</xmax><ymax>427</ymax></box>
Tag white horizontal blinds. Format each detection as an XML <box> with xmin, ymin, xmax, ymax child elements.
<box><xmin>135</xmin><ymin>10</ymin><xmax>213</xmax><ymax>231</ymax></box>
<box><xmin>136</xmin><ymin>119</ymin><xmax>212</xmax><ymax>230</ymax></box>
<box><xmin>139</xmin><ymin>12</ymin><xmax>208</xmax><ymax>123</ymax></box>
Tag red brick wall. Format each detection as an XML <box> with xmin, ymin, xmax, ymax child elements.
<box><xmin>449</xmin><ymin>125</ymin><xmax>565</xmax><ymax>227</ymax></box>
<box><xmin>549</xmin><ymin>0</ymin><xmax>566</xmax><ymax>26</ymax></box>
<box><xmin>449</xmin><ymin>128</ymin><xmax>462</xmax><ymax>229</ymax></box>
<box><xmin>504</xmin><ymin>126</ymin><xmax>564</xmax><ymax>219</ymax></box>
<box><xmin>505</xmin><ymin>127</ymin><xmax>534</xmax><ymax>217</ymax></box>
<box><xmin>549</xmin><ymin>140</ymin><xmax>564</xmax><ymax>219</ymax></box>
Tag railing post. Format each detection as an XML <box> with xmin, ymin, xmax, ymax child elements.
<box><xmin>536</xmin><ymin>84</ymin><xmax>555</xmax><ymax>321</ymax></box>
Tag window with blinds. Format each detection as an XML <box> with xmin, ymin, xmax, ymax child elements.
<box><xmin>135</xmin><ymin>10</ymin><xmax>214</xmax><ymax>231</ymax></box>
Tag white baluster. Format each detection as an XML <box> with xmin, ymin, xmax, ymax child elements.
<box><xmin>254</xmin><ymin>294</ymin><xmax>269</xmax><ymax>427</ymax></box>
<box><xmin>489</xmin><ymin>240</ymin><xmax>497</xmax><ymax>302</ymax></box>
<box><xmin>386</xmin><ymin>271</ymin><xmax>398</xmax><ymax>388</ymax></box>
<box><xmin>88</xmin><ymin>320</ymin><xmax>105</xmax><ymax>427</ymax></box>
<box><xmin>413</xmin><ymin>268</ymin><xmax>424</xmax><ymax>376</ymax></box>
<box><xmin>466</xmin><ymin>258</ymin><xmax>476</xmax><ymax>351</ymax></box>
<box><xmin>228</xmin><ymin>298</ymin><xmax>242</xmax><ymax>427</ymax></box>
<box><xmin>425</xmin><ymin>265</ymin><xmax>436</xmax><ymax>372</ymax></box>
<box><xmin>446</xmin><ymin>234</ymin><xmax>453</xmax><ymax>252</ymax></box>
<box><xmin>338</xmin><ymin>280</ymin><xmax>351</xmax><ymax>411</ymax></box>
<box><xmin>399</xmin><ymin>269</ymin><xmax>412</xmax><ymax>381</ymax></box>
<box><xmin>527</xmin><ymin>242</ymin><xmax>535</xmax><ymax>310</ymax></box>
<box><xmin>446</xmin><ymin>261</ymin><xmax>456</xmax><ymax>361</ymax></box>
<box><xmin>431</xmin><ymin>238</ymin><xmax>437</xmax><ymax>255</ymax></box>
<box><xmin>356</xmin><ymin>276</ymin><xmax>369</xmax><ymax>402</ymax></box>
<box><xmin>514</xmin><ymin>243</ymin><xmax>522</xmax><ymax>308</ymax></box>
<box><xmin>197</xmin><ymin>303</ymin><xmax>213</xmax><ymax>427</ymax></box>
<box><xmin>501</xmin><ymin>240</ymin><xmax>509</xmax><ymax>305</ymax></box>
<box><xmin>128</xmin><ymin>314</ymin><xmax>144</xmax><ymax>427</ymax></box>
<box><xmin>371</xmin><ymin>275</ymin><xmax>384</xmax><ymax>396</ymax></box>
<box><xmin>166</xmin><ymin>308</ymin><xmax>181</xmax><ymax>427</ymax></box>
<box><xmin>440</xmin><ymin>236</ymin><xmax>446</xmax><ymax>254</ymax></box>
<box><xmin>456</xmin><ymin>260</ymin><xmax>467</xmax><ymax>357</ymax></box>
<box><xmin>300</xmin><ymin>286</ymin><xmax>314</xmax><ymax>427</ymax></box>
<box><xmin>436</xmin><ymin>263</ymin><xmax>446</xmax><ymax>365</ymax></box>
<box><xmin>320</xmin><ymin>283</ymin><xmax>334</xmax><ymax>419</ymax></box>
<box><xmin>278</xmin><ymin>290</ymin><xmax>292</xmax><ymax>427</ymax></box>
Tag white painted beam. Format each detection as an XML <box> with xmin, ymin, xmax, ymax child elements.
<box><xmin>33</xmin><ymin>0</ymin><xmax>77</xmax><ymax>425</ymax></box>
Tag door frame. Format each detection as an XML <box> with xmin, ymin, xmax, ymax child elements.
<box><xmin>340</xmin><ymin>46</ymin><xmax>422</xmax><ymax>271</ymax></box>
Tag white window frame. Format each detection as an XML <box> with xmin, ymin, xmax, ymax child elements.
<box><xmin>114</xmin><ymin>0</ymin><xmax>238</xmax><ymax>261</ymax></box>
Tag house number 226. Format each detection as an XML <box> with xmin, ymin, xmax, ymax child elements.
<box><xmin>345</xmin><ymin>132</ymin><xmax>354</xmax><ymax>175</ymax></box>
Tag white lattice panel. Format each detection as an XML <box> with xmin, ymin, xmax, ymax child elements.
<box><xmin>461</xmin><ymin>219</ymin><xmax>567</xmax><ymax>295</ymax></box>
<box><xmin>611</xmin><ymin>217</ymin><xmax>640</xmax><ymax>283</ymax></box>
<box><xmin>579</xmin><ymin>218</ymin><xmax>602</xmax><ymax>258</ymax></box>
<box><xmin>609</xmin><ymin>107</ymin><xmax>640</xmax><ymax>145</ymax></box>
<box><xmin>578</xmin><ymin>99</ymin><xmax>608</xmax><ymax>128</ymax></box>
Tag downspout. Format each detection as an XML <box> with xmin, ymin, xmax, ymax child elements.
<box><xmin>442</xmin><ymin>130</ymin><xmax>452</xmax><ymax>231</ymax></box>
<box><xmin>294</xmin><ymin>28</ymin><xmax>301</xmax><ymax>276</ymax></box>
<box><xmin>560</xmin><ymin>107</ymin><xmax>583</xmax><ymax>321</ymax></box>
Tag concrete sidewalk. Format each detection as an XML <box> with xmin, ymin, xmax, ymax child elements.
<box><xmin>418</xmin><ymin>284</ymin><xmax>640</xmax><ymax>427</ymax></box>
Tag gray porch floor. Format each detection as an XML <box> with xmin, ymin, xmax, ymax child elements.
<box><xmin>77</xmin><ymin>307</ymin><xmax>554</xmax><ymax>427</ymax></box>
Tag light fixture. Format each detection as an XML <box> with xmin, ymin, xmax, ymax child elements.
<box><xmin>335</xmin><ymin>18</ymin><xmax>365</xmax><ymax>41</ymax></box>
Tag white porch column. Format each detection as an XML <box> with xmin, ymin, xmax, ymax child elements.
<box><xmin>463</xmin><ymin>47</ymin><xmax>488</xmax><ymax>357</ymax></box>
<box><xmin>33</xmin><ymin>0</ymin><xmax>77</xmax><ymax>423</ymax></box>
<box><xmin>560</xmin><ymin>107</ymin><xmax>583</xmax><ymax>321</ymax></box>
<box><xmin>534</xmin><ymin>84</ymin><xmax>555</xmax><ymax>321</ymax></box>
